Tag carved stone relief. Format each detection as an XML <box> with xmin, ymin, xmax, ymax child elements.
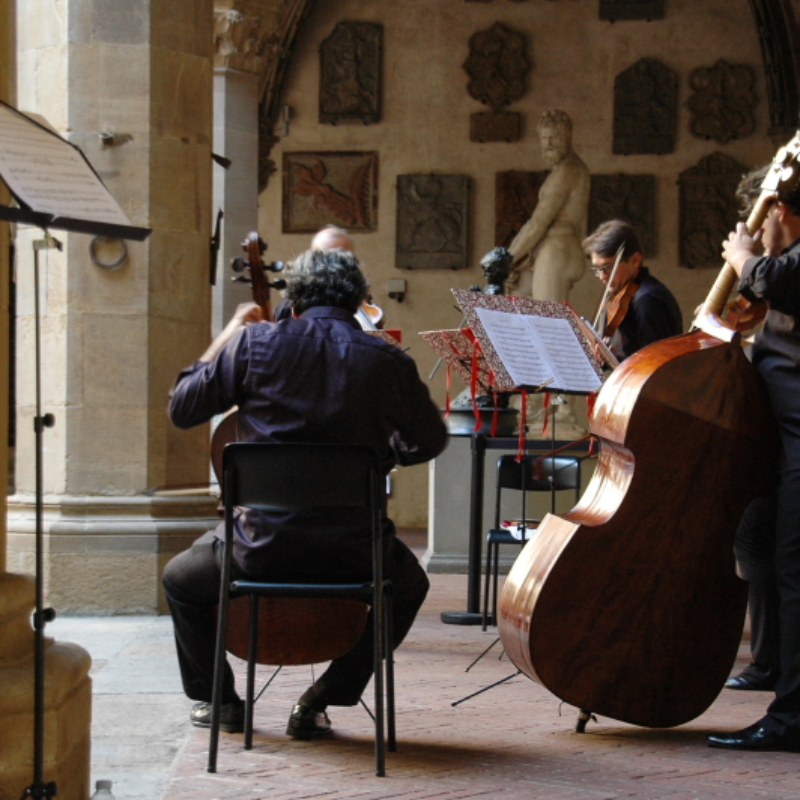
<box><xmin>600</xmin><ymin>0</ymin><xmax>664</xmax><ymax>21</ymax></box>
<box><xmin>396</xmin><ymin>175</ymin><xmax>469</xmax><ymax>270</ymax></box>
<box><xmin>589</xmin><ymin>174</ymin><xmax>657</xmax><ymax>257</ymax></box>
<box><xmin>463</xmin><ymin>22</ymin><xmax>531</xmax><ymax>142</ymax></box>
<box><xmin>319</xmin><ymin>22</ymin><xmax>382</xmax><ymax>125</ymax></box>
<box><xmin>494</xmin><ymin>170</ymin><xmax>548</xmax><ymax>248</ymax></box>
<box><xmin>679</xmin><ymin>153</ymin><xmax>748</xmax><ymax>269</ymax></box>
<box><xmin>686</xmin><ymin>60</ymin><xmax>758</xmax><ymax>143</ymax></box>
<box><xmin>613</xmin><ymin>59</ymin><xmax>677</xmax><ymax>155</ymax></box>
<box><xmin>282</xmin><ymin>152</ymin><xmax>378</xmax><ymax>233</ymax></box>
<box><xmin>748</xmin><ymin>0</ymin><xmax>800</xmax><ymax>142</ymax></box>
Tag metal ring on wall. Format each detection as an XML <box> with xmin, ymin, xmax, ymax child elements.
<box><xmin>89</xmin><ymin>236</ymin><xmax>128</xmax><ymax>270</ymax></box>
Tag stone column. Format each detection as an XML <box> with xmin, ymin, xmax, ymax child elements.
<box><xmin>212</xmin><ymin>1</ymin><xmax>281</xmax><ymax>335</ymax></box>
<box><xmin>0</xmin><ymin>4</ymin><xmax>92</xmax><ymax>798</ymax></box>
<box><xmin>6</xmin><ymin>0</ymin><xmax>220</xmax><ymax>613</ymax></box>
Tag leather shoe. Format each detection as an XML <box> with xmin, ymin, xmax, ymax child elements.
<box><xmin>708</xmin><ymin>722</ymin><xmax>800</xmax><ymax>752</ymax></box>
<box><xmin>190</xmin><ymin>699</ymin><xmax>244</xmax><ymax>733</ymax></box>
<box><xmin>725</xmin><ymin>674</ymin><xmax>778</xmax><ymax>691</ymax></box>
<box><xmin>286</xmin><ymin>703</ymin><xmax>332</xmax><ymax>740</ymax></box>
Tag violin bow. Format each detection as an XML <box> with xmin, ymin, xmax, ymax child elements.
<box><xmin>591</xmin><ymin>243</ymin><xmax>627</xmax><ymax>332</ymax></box>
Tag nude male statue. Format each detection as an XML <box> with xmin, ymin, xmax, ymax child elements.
<box><xmin>506</xmin><ymin>109</ymin><xmax>590</xmax><ymax>303</ymax></box>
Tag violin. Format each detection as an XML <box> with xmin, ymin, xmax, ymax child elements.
<box><xmin>231</xmin><ymin>232</ymin><xmax>286</xmax><ymax>322</ymax></box>
<box><xmin>357</xmin><ymin>297</ymin><xmax>385</xmax><ymax>330</ymax></box>
<box><xmin>721</xmin><ymin>296</ymin><xmax>768</xmax><ymax>334</ymax></box>
<box><xmin>588</xmin><ymin>244</ymin><xmax>636</xmax><ymax>366</ymax></box>
<box><xmin>602</xmin><ymin>279</ymin><xmax>639</xmax><ymax>340</ymax></box>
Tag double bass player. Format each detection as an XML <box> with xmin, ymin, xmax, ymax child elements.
<box><xmin>708</xmin><ymin>178</ymin><xmax>800</xmax><ymax>752</ymax></box>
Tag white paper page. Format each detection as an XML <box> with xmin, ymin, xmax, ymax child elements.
<box><xmin>476</xmin><ymin>308</ymin><xmax>556</xmax><ymax>387</ymax></box>
<box><xmin>0</xmin><ymin>104</ymin><xmax>131</xmax><ymax>226</ymax></box>
<box><xmin>476</xmin><ymin>307</ymin><xmax>601</xmax><ymax>393</ymax></box>
<box><xmin>526</xmin><ymin>316</ymin><xmax>602</xmax><ymax>393</ymax></box>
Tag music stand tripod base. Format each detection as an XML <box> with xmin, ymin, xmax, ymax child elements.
<box><xmin>440</xmin><ymin>610</ymin><xmax>484</xmax><ymax>625</ymax></box>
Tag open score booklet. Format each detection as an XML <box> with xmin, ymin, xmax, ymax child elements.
<box><xmin>452</xmin><ymin>289</ymin><xmax>604</xmax><ymax>395</ymax></box>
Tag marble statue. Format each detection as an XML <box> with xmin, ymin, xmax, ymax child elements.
<box><xmin>507</xmin><ymin>109</ymin><xmax>590</xmax><ymax>303</ymax></box>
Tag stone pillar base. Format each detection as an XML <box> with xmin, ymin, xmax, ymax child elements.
<box><xmin>6</xmin><ymin>494</ymin><xmax>220</xmax><ymax>614</ymax></box>
<box><xmin>0</xmin><ymin>572</ymin><xmax>92</xmax><ymax>800</ymax></box>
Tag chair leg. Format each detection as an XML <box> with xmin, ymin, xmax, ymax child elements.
<box><xmin>483</xmin><ymin>537</ymin><xmax>494</xmax><ymax>630</ymax></box>
<box><xmin>490</xmin><ymin>540</ymin><xmax>500</xmax><ymax>628</ymax></box>
<box><xmin>373</xmin><ymin>582</ymin><xmax>386</xmax><ymax>777</ymax></box>
<box><xmin>208</xmin><ymin>587</ymin><xmax>232</xmax><ymax>773</ymax></box>
<box><xmin>245</xmin><ymin>595</ymin><xmax>259</xmax><ymax>750</ymax></box>
<box><xmin>384</xmin><ymin>585</ymin><xmax>396</xmax><ymax>752</ymax></box>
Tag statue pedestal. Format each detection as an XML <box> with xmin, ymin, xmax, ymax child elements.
<box><xmin>0</xmin><ymin>572</ymin><xmax>92</xmax><ymax>800</ymax></box>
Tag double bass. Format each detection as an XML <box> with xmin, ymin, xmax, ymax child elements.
<box><xmin>498</xmin><ymin>135</ymin><xmax>800</xmax><ymax>729</ymax></box>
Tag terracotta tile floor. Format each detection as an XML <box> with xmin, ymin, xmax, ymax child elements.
<box><xmin>53</xmin><ymin>535</ymin><xmax>800</xmax><ymax>799</ymax></box>
<box><xmin>163</xmin><ymin>572</ymin><xmax>800</xmax><ymax>800</ymax></box>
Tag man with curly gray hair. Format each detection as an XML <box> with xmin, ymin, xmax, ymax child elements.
<box><xmin>164</xmin><ymin>247</ymin><xmax>447</xmax><ymax>740</ymax></box>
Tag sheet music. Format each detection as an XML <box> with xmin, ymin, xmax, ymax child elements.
<box><xmin>0</xmin><ymin>103</ymin><xmax>131</xmax><ymax>226</ymax></box>
<box><xmin>476</xmin><ymin>307</ymin><xmax>602</xmax><ymax>393</ymax></box>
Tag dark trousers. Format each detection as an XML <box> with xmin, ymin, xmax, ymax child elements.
<box><xmin>749</xmin><ymin>366</ymin><xmax>800</xmax><ymax>733</ymax></box>
<box><xmin>162</xmin><ymin>530</ymin><xmax>429</xmax><ymax>707</ymax></box>
<box><xmin>734</xmin><ymin>493</ymin><xmax>781</xmax><ymax>684</ymax></box>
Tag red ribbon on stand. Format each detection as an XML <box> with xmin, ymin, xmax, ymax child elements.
<box><xmin>541</xmin><ymin>392</ymin><xmax>551</xmax><ymax>438</ymax></box>
<box><xmin>516</xmin><ymin>389</ymin><xmax>528</xmax><ymax>462</ymax></box>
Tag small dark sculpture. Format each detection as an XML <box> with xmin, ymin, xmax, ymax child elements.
<box><xmin>480</xmin><ymin>247</ymin><xmax>513</xmax><ymax>295</ymax></box>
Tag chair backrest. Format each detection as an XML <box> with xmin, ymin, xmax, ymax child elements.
<box><xmin>222</xmin><ymin>442</ymin><xmax>382</xmax><ymax>513</ymax></box>
<box><xmin>496</xmin><ymin>454</ymin><xmax>580</xmax><ymax>492</ymax></box>
<box><xmin>221</xmin><ymin>442</ymin><xmax>382</xmax><ymax>667</ymax></box>
<box><xmin>494</xmin><ymin>453</ymin><xmax>581</xmax><ymax>527</ymax></box>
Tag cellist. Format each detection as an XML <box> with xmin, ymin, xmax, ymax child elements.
<box><xmin>708</xmin><ymin>180</ymin><xmax>800</xmax><ymax>752</ymax></box>
<box><xmin>583</xmin><ymin>220</ymin><xmax>683</xmax><ymax>361</ymax></box>
<box><xmin>163</xmin><ymin>248</ymin><xmax>446</xmax><ymax>740</ymax></box>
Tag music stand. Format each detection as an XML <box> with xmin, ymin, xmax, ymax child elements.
<box><xmin>422</xmin><ymin>290</ymin><xmax>604</xmax><ymax>626</ymax></box>
<box><xmin>0</xmin><ymin>101</ymin><xmax>150</xmax><ymax>799</ymax></box>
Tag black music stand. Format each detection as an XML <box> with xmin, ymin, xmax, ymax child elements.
<box><xmin>428</xmin><ymin>290</ymin><xmax>605</xmax><ymax>627</ymax></box>
<box><xmin>0</xmin><ymin>101</ymin><xmax>150</xmax><ymax>800</ymax></box>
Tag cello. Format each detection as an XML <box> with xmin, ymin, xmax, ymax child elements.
<box><xmin>213</xmin><ymin>233</ymin><xmax>369</xmax><ymax>664</ymax></box>
<box><xmin>497</xmin><ymin>135</ymin><xmax>800</xmax><ymax>729</ymax></box>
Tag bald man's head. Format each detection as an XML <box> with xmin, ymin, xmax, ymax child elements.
<box><xmin>311</xmin><ymin>225</ymin><xmax>354</xmax><ymax>253</ymax></box>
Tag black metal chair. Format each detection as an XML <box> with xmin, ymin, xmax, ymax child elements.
<box><xmin>208</xmin><ymin>442</ymin><xmax>394</xmax><ymax>776</ymax></box>
<box><xmin>482</xmin><ymin>453</ymin><xmax>581</xmax><ymax>629</ymax></box>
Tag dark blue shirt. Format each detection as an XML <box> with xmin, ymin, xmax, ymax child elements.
<box><xmin>608</xmin><ymin>267</ymin><xmax>684</xmax><ymax>360</ymax></box>
<box><xmin>169</xmin><ymin>306</ymin><xmax>448</xmax><ymax>579</ymax></box>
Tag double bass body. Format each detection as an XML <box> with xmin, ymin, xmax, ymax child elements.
<box><xmin>498</xmin><ymin>331</ymin><xmax>779</xmax><ymax>728</ymax></box>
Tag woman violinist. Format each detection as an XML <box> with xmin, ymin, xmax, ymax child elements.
<box><xmin>584</xmin><ymin>220</ymin><xmax>683</xmax><ymax>361</ymax></box>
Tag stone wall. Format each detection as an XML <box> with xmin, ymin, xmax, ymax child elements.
<box><xmin>258</xmin><ymin>0</ymin><xmax>782</xmax><ymax>527</ymax></box>
<box><xmin>7</xmin><ymin>0</ymin><xmax>221</xmax><ymax>613</ymax></box>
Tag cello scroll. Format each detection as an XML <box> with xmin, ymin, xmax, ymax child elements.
<box><xmin>231</xmin><ymin>232</ymin><xmax>286</xmax><ymax>322</ymax></box>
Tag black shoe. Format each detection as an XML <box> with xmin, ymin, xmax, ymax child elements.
<box><xmin>190</xmin><ymin>700</ymin><xmax>244</xmax><ymax>733</ymax></box>
<box><xmin>286</xmin><ymin>703</ymin><xmax>332</xmax><ymax>740</ymax></box>
<box><xmin>725</xmin><ymin>674</ymin><xmax>778</xmax><ymax>691</ymax></box>
<box><xmin>708</xmin><ymin>722</ymin><xmax>800</xmax><ymax>752</ymax></box>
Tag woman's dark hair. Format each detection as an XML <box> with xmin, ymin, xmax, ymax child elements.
<box><xmin>582</xmin><ymin>219</ymin><xmax>643</xmax><ymax>261</ymax></box>
<box><xmin>284</xmin><ymin>248</ymin><xmax>368</xmax><ymax>315</ymax></box>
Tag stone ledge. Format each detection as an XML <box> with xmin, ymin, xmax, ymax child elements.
<box><xmin>6</xmin><ymin>494</ymin><xmax>220</xmax><ymax>613</ymax></box>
